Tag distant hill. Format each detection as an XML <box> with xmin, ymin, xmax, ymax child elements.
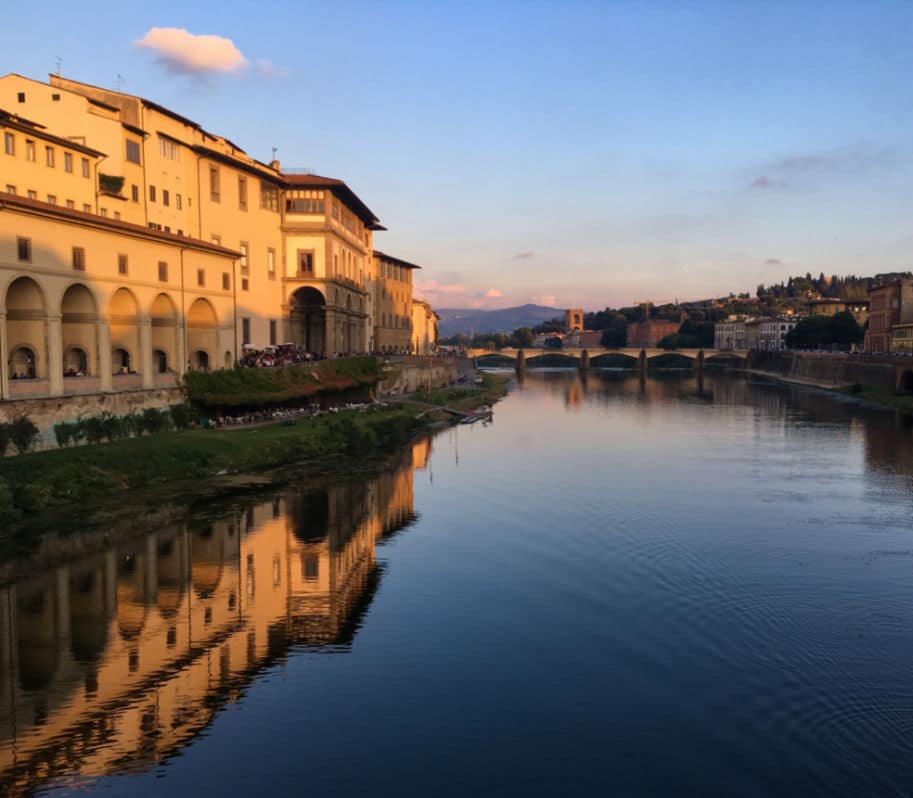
<box><xmin>437</xmin><ymin>304</ymin><xmax>562</xmax><ymax>338</ymax></box>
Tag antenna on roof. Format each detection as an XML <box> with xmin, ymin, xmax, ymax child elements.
<box><xmin>116</xmin><ymin>74</ymin><xmax>124</xmax><ymax>91</ymax></box>
<box><xmin>55</xmin><ymin>56</ymin><xmax>62</xmax><ymax>76</ymax></box>
<box><xmin>271</xmin><ymin>146</ymin><xmax>278</xmax><ymax>160</ymax></box>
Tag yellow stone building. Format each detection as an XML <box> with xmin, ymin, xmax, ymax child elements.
<box><xmin>371</xmin><ymin>250</ymin><xmax>419</xmax><ymax>353</ymax></box>
<box><xmin>411</xmin><ymin>298</ymin><xmax>439</xmax><ymax>355</ymax></box>
<box><xmin>0</xmin><ymin>71</ymin><xmax>429</xmax><ymax>403</ymax></box>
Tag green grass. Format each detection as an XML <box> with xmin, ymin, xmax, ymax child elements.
<box><xmin>183</xmin><ymin>357</ymin><xmax>382</xmax><ymax>408</ymax></box>
<box><xmin>414</xmin><ymin>372</ymin><xmax>510</xmax><ymax>407</ymax></box>
<box><xmin>835</xmin><ymin>384</ymin><xmax>913</xmax><ymax>413</ymax></box>
<box><xmin>0</xmin><ymin>404</ymin><xmax>425</xmax><ymax>524</ymax></box>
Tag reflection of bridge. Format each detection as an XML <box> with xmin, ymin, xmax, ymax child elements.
<box><xmin>469</xmin><ymin>347</ymin><xmax>749</xmax><ymax>371</ymax></box>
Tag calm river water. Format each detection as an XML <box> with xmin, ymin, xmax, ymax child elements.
<box><xmin>2</xmin><ymin>371</ymin><xmax>913</xmax><ymax>797</ymax></box>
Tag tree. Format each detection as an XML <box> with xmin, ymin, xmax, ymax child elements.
<box><xmin>513</xmin><ymin>327</ymin><xmax>534</xmax><ymax>347</ymax></box>
<box><xmin>785</xmin><ymin>312</ymin><xmax>863</xmax><ymax>350</ymax></box>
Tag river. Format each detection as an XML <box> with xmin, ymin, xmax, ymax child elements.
<box><xmin>2</xmin><ymin>370</ymin><xmax>913</xmax><ymax>797</ymax></box>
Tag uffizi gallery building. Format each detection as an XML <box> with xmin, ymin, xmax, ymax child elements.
<box><xmin>0</xmin><ymin>72</ymin><xmax>438</xmax><ymax>402</ymax></box>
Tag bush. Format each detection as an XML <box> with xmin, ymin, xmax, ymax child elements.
<box><xmin>0</xmin><ymin>478</ymin><xmax>14</xmax><ymax>524</ymax></box>
<box><xmin>8</xmin><ymin>416</ymin><xmax>39</xmax><ymax>454</ymax></box>
<box><xmin>100</xmin><ymin>412</ymin><xmax>124</xmax><ymax>442</ymax></box>
<box><xmin>54</xmin><ymin>422</ymin><xmax>74</xmax><ymax>448</ymax></box>
<box><xmin>0</xmin><ymin>424</ymin><xmax>9</xmax><ymax>456</ymax></box>
<box><xmin>170</xmin><ymin>403</ymin><xmax>192</xmax><ymax>429</ymax></box>
<box><xmin>121</xmin><ymin>412</ymin><xmax>142</xmax><ymax>438</ymax></box>
<box><xmin>84</xmin><ymin>415</ymin><xmax>105</xmax><ymax>444</ymax></box>
<box><xmin>142</xmin><ymin>407</ymin><xmax>169</xmax><ymax>434</ymax></box>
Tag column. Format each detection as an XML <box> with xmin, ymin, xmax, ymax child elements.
<box><xmin>177</xmin><ymin>318</ymin><xmax>187</xmax><ymax>378</ymax></box>
<box><xmin>516</xmin><ymin>349</ymin><xmax>526</xmax><ymax>374</ymax></box>
<box><xmin>0</xmin><ymin>313</ymin><xmax>7</xmax><ymax>400</ymax></box>
<box><xmin>97</xmin><ymin>321</ymin><xmax>112</xmax><ymax>392</ymax></box>
<box><xmin>638</xmin><ymin>349</ymin><xmax>647</xmax><ymax>372</ymax></box>
<box><xmin>48</xmin><ymin>314</ymin><xmax>64</xmax><ymax>396</ymax></box>
<box><xmin>580</xmin><ymin>350</ymin><xmax>590</xmax><ymax>371</ymax></box>
<box><xmin>697</xmin><ymin>350</ymin><xmax>705</xmax><ymax>374</ymax></box>
<box><xmin>139</xmin><ymin>317</ymin><xmax>153</xmax><ymax>389</ymax></box>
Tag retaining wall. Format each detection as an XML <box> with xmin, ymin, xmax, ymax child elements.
<box><xmin>377</xmin><ymin>357</ymin><xmax>460</xmax><ymax>397</ymax></box>
<box><xmin>747</xmin><ymin>351</ymin><xmax>896</xmax><ymax>389</ymax></box>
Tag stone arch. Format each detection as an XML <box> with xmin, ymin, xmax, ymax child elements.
<box><xmin>224</xmin><ymin>350</ymin><xmax>233</xmax><ymax>368</ymax></box>
<box><xmin>150</xmin><ymin>293</ymin><xmax>179</xmax><ymax>374</ymax></box>
<box><xmin>157</xmin><ymin>532</ymin><xmax>188</xmax><ymax>619</ymax></box>
<box><xmin>116</xmin><ymin>546</ymin><xmax>149</xmax><ymax>641</ymax></box>
<box><xmin>5</xmin><ymin>276</ymin><xmax>47</xmax><ymax>379</ymax></box>
<box><xmin>190</xmin><ymin>523</ymin><xmax>227</xmax><ymax>599</ymax></box>
<box><xmin>17</xmin><ymin>586</ymin><xmax>59</xmax><ymax>691</ymax></box>
<box><xmin>187</xmin><ymin>298</ymin><xmax>218</xmax><ymax>371</ymax></box>
<box><xmin>109</xmin><ymin>287</ymin><xmax>140</xmax><ymax>375</ymax></box>
<box><xmin>69</xmin><ymin>565</ymin><xmax>110</xmax><ymax>664</ymax></box>
<box><xmin>61</xmin><ymin>283</ymin><xmax>98</xmax><ymax>378</ymax></box>
<box><xmin>289</xmin><ymin>287</ymin><xmax>326</xmax><ymax>355</ymax></box>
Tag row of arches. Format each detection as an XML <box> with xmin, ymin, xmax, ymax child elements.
<box><xmin>3</xmin><ymin>277</ymin><xmax>223</xmax><ymax>389</ymax></box>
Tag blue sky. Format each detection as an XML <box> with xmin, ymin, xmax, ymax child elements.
<box><xmin>3</xmin><ymin>1</ymin><xmax>912</xmax><ymax>310</ymax></box>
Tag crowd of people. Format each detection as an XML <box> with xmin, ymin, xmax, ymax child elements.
<box><xmin>239</xmin><ymin>344</ymin><xmax>323</xmax><ymax>368</ymax></box>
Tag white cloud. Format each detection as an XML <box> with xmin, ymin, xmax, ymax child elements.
<box><xmin>533</xmin><ymin>294</ymin><xmax>557</xmax><ymax>307</ymax></box>
<box><xmin>135</xmin><ymin>27</ymin><xmax>248</xmax><ymax>75</ymax></box>
<box><xmin>484</xmin><ymin>288</ymin><xmax>503</xmax><ymax>298</ymax></box>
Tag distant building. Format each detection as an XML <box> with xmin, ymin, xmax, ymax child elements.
<box><xmin>627</xmin><ymin>318</ymin><xmax>680</xmax><ymax>348</ymax></box>
<box><xmin>411</xmin><ymin>299</ymin><xmax>438</xmax><ymax>355</ymax></box>
<box><xmin>745</xmin><ymin>317</ymin><xmax>798</xmax><ymax>351</ymax></box>
<box><xmin>807</xmin><ymin>298</ymin><xmax>869</xmax><ymax>326</ymax></box>
<box><xmin>714</xmin><ymin>317</ymin><xmax>748</xmax><ymax>350</ymax></box>
<box><xmin>865</xmin><ymin>280</ymin><xmax>905</xmax><ymax>353</ymax></box>
<box><xmin>564</xmin><ymin>330</ymin><xmax>602</xmax><ymax>348</ymax></box>
<box><xmin>564</xmin><ymin>309</ymin><xmax>584</xmax><ymax>332</ymax></box>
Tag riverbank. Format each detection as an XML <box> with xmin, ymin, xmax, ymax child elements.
<box><xmin>0</xmin><ymin>373</ymin><xmax>511</xmax><ymax>529</ymax></box>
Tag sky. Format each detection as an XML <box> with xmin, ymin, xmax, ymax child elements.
<box><xmin>2</xmin><ymin>1</ymin><xmax>913</xmax><ymax>311</ymax></box>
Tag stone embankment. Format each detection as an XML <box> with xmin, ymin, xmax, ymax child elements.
<box><xmin>377</xmin><ymin>356</ymin><xmax>462</xmax><ymax>397</ymax></box>
<box><xmin>747</xmin><ymin>351</ymin><xmax>900</xmax><ymax>390</ymax></box>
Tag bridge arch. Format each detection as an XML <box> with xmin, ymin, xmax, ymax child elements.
<box><xmin>525</xmin><ymin>352</ymin><xmax>580</xmax><ymax>368</ymax></box>
<box><xmin>590</xmin><ymin>352</ymin><xmax>638</xmax><ymax>369</ymax></box>
<box><xmin>647</xmin><ymin>352</ymin><xmax>695</xmax><ymax>369</ymax></box>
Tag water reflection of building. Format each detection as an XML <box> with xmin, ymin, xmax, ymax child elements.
<box><xmin>0</xmin><ymin>445</ymin><xmax>426</xmax><ymax>793</ymax></box>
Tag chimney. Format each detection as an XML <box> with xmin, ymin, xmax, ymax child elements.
<box><xmin>270</xmin><ymin>159</ymin><xmax>280</xmax><ymax>171</ymax></box>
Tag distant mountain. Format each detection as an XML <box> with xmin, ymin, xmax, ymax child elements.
<box><xmin>437</xmin><ymin>304</ymin><xmax>562</xmax><ymax>338</ymax></box>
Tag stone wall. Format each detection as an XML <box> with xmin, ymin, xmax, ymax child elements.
<box><xmin>0</xmin><ymin>387</ymin><xmax>183</xmax><ymax>451</ymax></box>
<box><xmin>377</xmin><ymin>357</ymin><xmax>460</xmax><ymax>397</ymax></box>
<box><xmin>747</xmin><ymin>351</ymin><xmax>896</xmax><ymax>389</ymax></box>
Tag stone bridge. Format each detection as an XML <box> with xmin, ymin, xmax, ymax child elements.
<box><xmin>468</xmin><ymin>347</ymin><xmax>748</xmax><ymax>371</ymax></box>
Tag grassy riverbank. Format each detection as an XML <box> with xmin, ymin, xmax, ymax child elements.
<box><xmin>415</xmin><ymin>372</ymin><xmax>510</xmax><ymax>409</ymax></box>
<box><xmin>835</xmin><ymin>384</ymin><xmax>913</xmax><ymax>413</ymax></box>
<box><xmin>0</xmin><ymin>404</ymin><xmax>425</xmax><ymax>524</ymax></box>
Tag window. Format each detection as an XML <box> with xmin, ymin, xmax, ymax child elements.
<box><xmin>285</xmin><ymin>197</ymin><xmax>325</xmax><ymax>213</ymax></box>
<box><xmin>99</xmin><ymin>207</ymin><xmax>106</xmax><ymax>217</ymax></box>
<box><xmin>158</xmin><ymin>261</ymin><xmax>168</xmax><ymax>282</ymax></box>
<box><xmin>65</xmin><ymin>199</ymin><xmax>74</xmax><ymax>209</ymax></box>
<box><xmin>241</xmin><ymin>278</ymin><xmax>249</xmax><ymax>291</ymax></box>
<box><xmin>126</xmin><ymin>139</ymin><xmax>141</xmax><ymax>164</ymax></box>
<box><xmin>5</xmin><ymin>185</ymin><xmax>14</xmax><ymax>194</ymax></box>
<box><xmin>238</xmin><ymin>176</ymin><xmax>247</xmax><ymax>210</ymax></box>
<box><xmin>176</xmin><ymin>193</ymin><xmax>182</xmax><ymax>210</ymax></box>
<box><xmin>72</xmin><ymin>247</ymin><xmax>85</xmax><ymax>271</ymax></box>
<box><xmin>63</xmin><ymin>151</ymin><xmax>72</xmax><ymax>172</ymax></box>
<box><xmin>3</xmin><ymin>132</ymin><xmax>13</xmax><ymax>155</ymax></box>
<box><xmin>118</xmin><ymin>254</ymin><xmax>128</xmax><ymax>275</ymax></box>
<box><xmin>267</xmin><ymin>248</ymin><xmax>276</xmax><ymax>279</ymax></box>
<box><xmin>82</xmin><ymin>203</ymin><xmax>91</xmax><ymax>212</ymax></box>
<box><xmin>242</xmin><ymin>318</ymin><xmax>251</xmax><ymax>346</ymax></box>
<box><xmin>114</xmin><ymin>211</ymin><xmax>120</xmax><ymax>220</ymax></box>
<box><xmin>298</xmin><ymin>251</ymin><xmax>314</xmax><ymax>274</ymax></box>
<box><xmin>222</xmin><ymin>272</ymin><xmax>230</xmax><ymax>290</ymax></box>
<box><xmin>27</xmin><ymin>190</ymin><xmax>37</xmax><ymax>199</ymax></box>
<box><xmin>47</xmin><ymin>194</ymin><xmax>56</xmax><ymax>205</ymax></box>
<box><xmin>52</xmin><ymin>93</ymin><xmax>60</xmax><ymax>101</ymax></box>
<box><xmin>269</xmin><ymin>320</ymin><xmax>277</xmax><ymax>345</ymax></box>
<box><xmin>131</xmin><ymin>184</ymin><xmax>139</xmax><ymax>202</ymax></box>
<box><xmin>81</xmin><ymin>157</ymin><xmax>89</xmax><ymax>177</ymax></box>
<box><xmin>16</xmin><ymin>237</ymin><xmax>31</xmax><ymax>262</ymax></box>
<box><xmin>45</xmin><ymin>146</ymin><xmax>55</xmax><ymax>167</ymax></box>
<box><xmin>211</xmin><ymin>234</ymin><xmax>221</xmax><ymax>246</ymax></box>
<box><xmin>197</xmin><ymin>269</ymin><xmax>205</xmax><ymax>287</ymax></box>
<box><xmin>260</xmin><ymin>181</ymin><xmax>278</xmax><ymax>211</ymax></box>
<box><xmin>163</xmin><ymin>189</ymin><xmax>170</xmax><ymax>207</ymax></box>
<box><xmin>16</xmin><ymin>92</ymin><xmax>24</xmax><ymax>103</ymax></box>
<box><xmin>158</xmin><ymin>137</ymin><xmax>179</xmax><ymax>160</ymax></box>
<box><xmin>149</xmin><ymin>185</ymin><xmax>156</xmax><ymax>202</ymax></box>
<box><xmin>25</xmin><ymin>140</ymin><xmax>35</xmax><ymax>161</ymax></box>
<box><xmin>239</xmin><ymin>241</ymin><xmax>249</xmax><ymax>274</ymax></box>
<box><xmin>209</xmin><ymin>166</ymin><xmax>220</xmax><ymax>202</ymax></box>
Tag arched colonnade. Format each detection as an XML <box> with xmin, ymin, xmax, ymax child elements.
<box><xmin>0</xmin><ymin>276</ymin><xmax>225</xmax><ymax>400</ymax></box>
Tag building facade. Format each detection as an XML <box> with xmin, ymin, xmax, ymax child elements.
<box><xmin>714</xmin><ymin>318</ymin><xmax>748</xmax><ymax>350</ymax></box>
<box><xmin>627</xmin><ymin>318</ymin><xmax>680</xmax><ymax>348</ymax></box>
<box><xmin>411</xmin><ymin>299</ymin><xmax>438</xmax><ymax>355</ymax></box>
<box><xmin>372</xmin><ymin>251</ymin><xmax>418</xmax><ymax>354</ymax></box>
<box><xmin>864</xmin><ymin>280</ymin><xmax>904</xmax><ymax>353</ymax></box>
<box><xmin>745</xmin><ymin>317</ymin><xmax>797</xmax><ymax>351</ymax></box>
<box><xmin>0</xmin><ymin>71</ymin><xmax>431</xmax><ymax>404</ymax></box>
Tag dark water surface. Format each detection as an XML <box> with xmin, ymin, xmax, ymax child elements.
<box><xmin>3</xmin><ymin>371</ymin><xmax>913</xmax><ymax>797</ymax></box>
